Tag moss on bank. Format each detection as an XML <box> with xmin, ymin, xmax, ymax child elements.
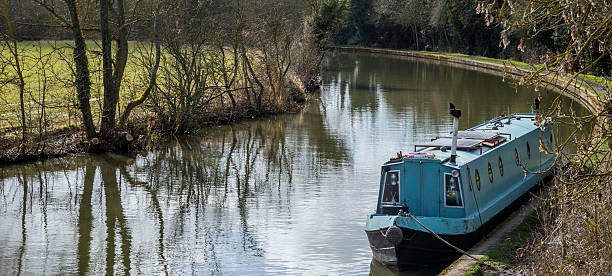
<box><xmin>465</xmin><ymin>256</ymin><xmax>489</xmax><ymax>276</ymax></box>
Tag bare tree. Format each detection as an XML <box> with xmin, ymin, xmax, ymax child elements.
<box><xmin>0</xmin><ymin>1</ymin><xmax>27</xmax><ymax>143</ymax></box>
<box><xmin>119</xmin><ymin>1</ymin><xmax>161</xmax><ymax>128</ymax></box>
<box><xmin>35</xmin><ymin>0</ymin><xmax>98</xmax><ymax>139</ymax></box>
<box><xmin>99</xmin><ymin>0</ymin><xmax>129</xmax><ymax>137</ymax></box>
<box><xmin>32</xmin><ymin>0</ymin><xmax>160</xmax><ymax>142</ymax></box>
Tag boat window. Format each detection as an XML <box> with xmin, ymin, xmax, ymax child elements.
<box><xmin>527</xmin><ymin>142</ymin><xmax>531</xmax><ymax>159</ymax></box>
<box><xmin>488</xmin><ymin>162</ymin><xmax>493</xmax><ymax>183</ymax></box>
<box><xmin>445</xmin><ymin>173</ymin><xmax>463</xmax><ymax>207</ymax></box>
<box><xmin>499</xmin><ymin>157</ymin><xmax>504</xmax><ymax>176</ymax></box>
<box><xmin>382</xmin><ymin>171</ymin><xmax>400</xmax><ymax>204</ymax></box>
<box><xmin>475</xmin><ymin>170</ymin><xmax>481</xmax><ymax>191</ymax></box>
<box><xmin>514</xmin><ymin>148</ymin><xmax>520</xmax><ymax>166</ymax></box>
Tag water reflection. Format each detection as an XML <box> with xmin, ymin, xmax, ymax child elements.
<box><xmin>17</xmin><ymin>172</ymin><xmax>27</xmax><ymax>276</ymax></box>
<box><xmin>101</xmin><ymin>157</ymin><xmax>132</xmax><ymax>276</ymax></box>
<box><xmin>369</xmin><ymin>259</ymin><xmax>450</xmax><ymax>276</ymax></box>
<box><xmin>0</xmin><ymin>52</ymin><xmax>587</xmax><ymax>275</ymax></box>
<box><xmin>77</xmin><ymin>163</ymin><xmax>94</xmax><ymax>275</ymax></box>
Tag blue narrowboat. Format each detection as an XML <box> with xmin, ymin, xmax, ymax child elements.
<box><xmin>365</xmin><ymin>103</ymin><xmax>555</xmax><ymax>270</ymax></box>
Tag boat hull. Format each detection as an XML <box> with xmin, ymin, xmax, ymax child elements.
<box><xmin>366</xmin><ymin>173</ymin><xmax>551</xmax><ymax>270</ymax></box>
<box><xmin>366</xmin><ymin>226</ymin><xmax>477</xmax><ymax>269</ymax></box>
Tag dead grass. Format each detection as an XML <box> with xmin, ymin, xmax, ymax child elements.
<box><xmin>508</xmin><ymin>172</ymin><xmax>612</xmax><ymax>275</ymax></box>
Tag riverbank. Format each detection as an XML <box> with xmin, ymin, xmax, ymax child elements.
<box><xmin>330</xmin><ymin>46</ymin><xmax>607</xmax><ymax>114</ymax></box>
<box><xmin>0</xmin><ymin>39</ymin><xmax>317</xmax><ymax>166</ymax></box>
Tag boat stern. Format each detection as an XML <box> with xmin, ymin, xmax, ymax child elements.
<box><xmin>365</xmin><ymin>212</ymin><xmax>482</xmax><ymax>269</ymax></box>
<box><xmin>365</xmin><ymin>214</ymin><xmax>401</xmax><ymax>268</ymax></box>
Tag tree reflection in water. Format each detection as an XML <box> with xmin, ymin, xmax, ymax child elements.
<box><xmin>77</xmin><ymin>163</ymin><xmax>94</xmax><ymax>275</ymax></box>
<box><xmin>0</xmin><ymin>112</ymin><xmax>338</xmax><ymax>274</ymax></box>
<box><xmin>17</xmin><ymin>172</ymin><xmax>27</xmax><ymax>276</ymax></box>
<box><xmin>100</xmin><ymin>157</ymin><xmax>132</xmax><ymax>276</ymax></box>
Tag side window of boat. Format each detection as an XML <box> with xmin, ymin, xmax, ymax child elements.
<box><xmin>475</xmin><ymin>170</ymin><xmax>481</xmax><ymax>191</ymax></box>
<box><xmin>488</xmin><ymin>162</ymin><xmax>493</xmax><ymax>183</ymax></box>
<box><xmin>514</xmin><ymin>148</ymin><xmax>520</xmax><ymax>166</ymax></box>
<box><xmin>498</xmin><ymin>157</ymin><xmax>504</xmax><ymax>176</ymax></box>
<box><xmin>526</xmin><ymin>141</ymin><xmax>531</xmax><ymax>160</ymax></box>
<box><xmin>444</xmin><ymin>173</ymin><xmax>463</xmax><ymax>207</ymax></box>
<box><xmin>382</xmin><ymin>171</ymin><xmax>400</xmax><ymax>204</ymax></box>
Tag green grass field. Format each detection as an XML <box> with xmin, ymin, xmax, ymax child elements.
<box><xmin>0</xmin><ymin>41</ymin><xmax>154</xmax><ymax>129</ymax></box>
<box><xmin>0</xmin><ymin>41</ymin><xmax>245</xmax><ymax>131</ymax></box>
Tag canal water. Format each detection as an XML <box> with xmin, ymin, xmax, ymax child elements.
<box><xmin>0</xmin><ymin>52</ymin><xmax>586</xmax><ymax>275</ymax></box>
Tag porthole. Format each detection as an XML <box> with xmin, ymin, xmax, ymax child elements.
<box><xmin>527</xmin><ymin>142</ymin><xmax>531</xmax><ymax>159</ymax></box>
<box><xmin>475</xmin><ymin>170</ymin><xmax>481</xmax><ymax>191</ymax></box>
<box><xmin>488</xmin><ymin>162</ymin><xmax>493</xmax><ymax>183</ymax></box>
<box><xmin>514</xmin><ymin>148</ymin><xmax>520</xmax><ymax>166</ymax></box>
<box><xmin>550</xmin><ymin>133</ymin><xmax>554</xmax><ymax>146</ymax></box>
<box><xmin>499</xmin><ymin>157</ymin><xmax>504</xmax><ymax>176</ymax></box>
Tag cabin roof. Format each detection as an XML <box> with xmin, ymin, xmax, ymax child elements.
<box><xmin>405</xmin><ymin>114</ymin><xmax>543</xmax><ymax>166</ymax></box>
<box><xmin>418</xmin><ymin>138</ymin><xmax>483</xmax><ymax>149</ymax></box>
<box><xmin>440</xmin><ymin>130</ymin><xmax>501</xmax><ymax>140</ymax></box>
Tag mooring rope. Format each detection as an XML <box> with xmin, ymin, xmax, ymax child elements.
<box><xmin>380</xmin><ymin>226</ymin><xmax>393</xmax><ymax>238</ymax></box>
<box><xmin>406</xmin><ymin>213</ymin><xmax>493</xmax><ymax>267</ymax></box>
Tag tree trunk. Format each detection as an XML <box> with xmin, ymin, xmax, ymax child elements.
<box><xmin>64</xmin><ymin>0</ymin><xmax>96</xmax><ymax>139</ymax></box>
<box><xmin>243</xmin><ymin>50</ymin><xmax>264</xmax><ymax>111</ymax></box>
<box><xmin>111</xmin><ymin>0</ymin><xmax>129</xmax><ymax>126</ymax></box>
<box><xmin>11</xmin><ymin>41</ymin><xmax>26</xmax><ymax>144</ymax></box>
<box><xmin>412</xmin><ymin>25</ymin><xmax>419</xmax><ymax>50</ymax></box>
<box><xmin>220</xmin><ymin>46</ymin><xmax>237</xmax><ymax>108</ymax></box>
<box><xmin>119</xmin><ymin>1</ymin><xmax>161</xmax><ymax>128</ymax></box>
<box><xmin>99</xmin><ymin>0</ymin><xmax>116</xmax><ymax>137</ymax></box>
<box><xmin>17</xmin><ymin>52</ymin><xmax>25</xmax><ymax>143</ymax></box>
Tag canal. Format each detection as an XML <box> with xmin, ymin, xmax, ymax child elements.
<box><xmin>0</xmin><ymin>52</ymin><xmax>586</xmax><ymax>275</ymax></box>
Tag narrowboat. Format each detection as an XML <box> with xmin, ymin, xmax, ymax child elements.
<box><xmin>365</xmin><ymin>102</ymin><xmax>555</xmax><ymax>270</ymax></box>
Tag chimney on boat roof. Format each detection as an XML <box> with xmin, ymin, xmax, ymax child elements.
<box><xmin>449</xmin><ymin>103</ymin><xmax>461</xmax><ymax>165</ymax></box>
<box><xmin>507</xmin><ymin>104</ymin><xmax>511</xmax><ymax>124</ymax></box>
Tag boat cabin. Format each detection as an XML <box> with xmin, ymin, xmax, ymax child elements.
<box><xmin>375</xmin><ymin>113</ymin><xmax>555</xmax><ymax>234</ymax></box>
